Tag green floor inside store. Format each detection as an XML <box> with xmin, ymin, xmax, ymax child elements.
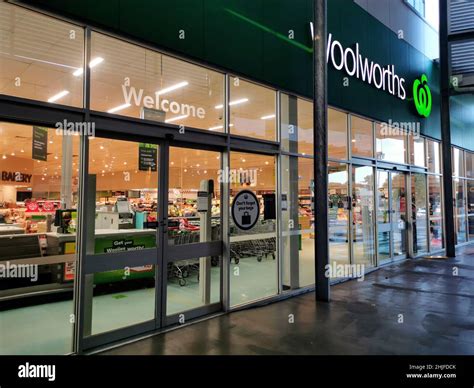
<box><xmin>0</xmin><ymin>237</ymin><xmax>320</xmax><ymax>355</ymax></box>
<box><xmin>0</xmin><ymin>255</ymin><xmax>283</xmax><ymax>355</ymax></box>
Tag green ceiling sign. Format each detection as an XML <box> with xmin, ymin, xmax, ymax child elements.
<box><xmin>413</xmin><ymin>74</ymin><xmax>432</xmax><ymax>118</ymax></box>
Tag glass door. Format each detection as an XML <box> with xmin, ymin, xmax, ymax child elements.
<box><xmin>80</xmin><ymin>136</ymin><xmax>162</xmax><ymax>351</ymax></box>
<box><xmin>391</xmin><ymin>172</ymin><xmax>408</xmax><ymax>259</ymax></box>
<box><xmin>411</xmin><ymin>173</ymin><xmax>429</xmax><ymax>255</ymax></box>
<box><xmin>162</xmin><ymin>145</ymin><xmax>223</xmax><ymax>325</ymax></box>
<box><xmin>79</xmin><ymin>138</ymin><xmax>224</xmax><ymax>350</ymax></box>
<box><xmin>376</xmin><ymin>170</ymin><xmax>408</xmax><ymax>265</ymax></box>
<box><xmin>377</xmin><ymin>170</ymin><xmax>391</xmax><ymax>263</ymax></box>
<box><xmin>352</xmin><ymin>165</ymin><xmax>376</xmax><ymax>269</ymax></box>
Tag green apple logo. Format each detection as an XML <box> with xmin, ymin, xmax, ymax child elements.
<box><xmin>413</xmin><ymin>74</ymin><xmax>432</xmax><ymax>118</ymax></box>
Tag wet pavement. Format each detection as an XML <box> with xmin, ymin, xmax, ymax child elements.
<box><xmin>100</xmin><ymin>246</ymin><xmax>474</xmax><ymax>355</ymax></box>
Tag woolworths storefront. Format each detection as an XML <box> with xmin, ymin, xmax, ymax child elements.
<box><xmin>0</xmin><ymin>0</ymin><xmax>467</xmax><ymax>354</ymax></box>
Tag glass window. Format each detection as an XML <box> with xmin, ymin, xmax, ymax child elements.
<box><xmin>410</xmin><ymin>136</ymin><xmax>426</xmax><ymax>167</ymax></box>
<box><xmin>328</xmin><ymin>108</ymin><xmax>348</xmax><ymax>160</ymax></box>
<box><xmin>429</xmin><ymin>175</ymin><xmax>443</xmax><ymax>251</ymax></box>
<box><xmin>351</xmin><ymin>116</ymin><xmax>374</xmax><ymax>158</ymax></box>
<box><xmin>375</xmin><ymin>123</ymin><xmax>407</xmax><ymax>164</ymax></box>
<box><xmin>90</xmin><ymin>32</ymin><xmax>224</xmax><ymax>131</ymax></box>
<box><xmin>0</xmin><ymin>122</ymin><xmax>79</xmax><ymax>354</ymax></box>
<box><xmin>229</xmin><ymin>77</ymin><xmax>276</xmax><ymax>141</ymax></box>
<box><xmin>280</xmin><ymin>95</ymin><xmax>313</xmax><ymax>155</ymax></box>
<box><xmin>352</xmin><ymin>165</ymin><xmax>376</xmax><ymax>268</ymax></box>
<box><xmin>453</xmin><ymin>147</ymin><xmax>464</xmax><ymax>177</ymax></box>
<box><xmin>427</xmin><ymin>140</ymin><xmax>441</xmax><ymax>174</ymax></box>
<box><xmin>0</xmin><ymin>2</ymin><xmax>84</xmax><ymax>107</ymax></box>
<box><xmin>88</xmin><ymin>138</ymin><xmax>158</xmax><ymax>254</ymax></box>
<box><xmin>281</xmin><ymin>156</ymin><xmax>314</xmax><ymax>289</ymax></box>
<box><xmin>230</xmin><ymin>152</ymin><xmax>277</xmax><ymax>306</ymax></box>
<box><xmin>168</xmin><ymin>147</ymin><xmax>221</xmax><ymax>244</ymax></box>
<box><xmin>466</xmin><ymin>152</ymin><xmax>474</xmax><ymax>179</ymax></box>
<box><xmin>328</xmin><ymin>162</ymin><xmax>350</xmax><ymax>275</ymax></box>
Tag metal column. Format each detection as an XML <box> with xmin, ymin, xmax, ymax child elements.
<box><xmin>313</xmin><ymin>0</ymin><xmax>330</xmax><ymax>301</ymax></box>
<box><xmin>439</xmin><ymin>0</ymin><xmax>456</xmax><ymax>257</ymax></box>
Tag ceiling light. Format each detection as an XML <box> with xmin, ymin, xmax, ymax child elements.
<box><xmin>165</xmin><ymin>114</ymin><xmax>189</xmax><ymax>123</ymax></box>
<box><xmin>48</xmin><ymin>90</ymin><xmax>70</xmax><ymax>103</ymax></box>
<box><xmin>208</xmin><ymin>124</ymin><xmax>234</xmax><ymax>131</ymax></box>
<box><xmin>261</xmin><ymin>114</ymin><xmax>276</xmax><ymax>120</ymax></box>
<box><xmin>215</xmin><ymin>98</ymin><xmax>249</xmax><ymax>109</ymax></box>
<box><xmin>73</xmin><ymin>57</ymin><xmax>104</xmax><ymax>76</ymax></box>
<box><xmin>156</xmin><ymin>81</ymin><xmax>188</xmax><ymax>95</ymax></box>
<box><xmin>107</xmin><ymin>103</ymin><xmax>131</xmax><ymax>114</ymax></box>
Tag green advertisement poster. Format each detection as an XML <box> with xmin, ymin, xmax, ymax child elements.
<box><xmin>93</xmin><ymin>234</ymin><xmax>156</xmax><ymax>284</ymax></box>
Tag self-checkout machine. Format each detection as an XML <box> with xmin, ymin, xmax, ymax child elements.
<box><xmin>197</xmin><ymin>179</ymin><xmax>214</xmax><ymax>304</ymax></box>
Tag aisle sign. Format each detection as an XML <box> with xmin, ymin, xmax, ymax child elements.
<box><xmin>231</xmin><ymin>190</ymin><xmax>260</xmax><ymax>230</ymax></box>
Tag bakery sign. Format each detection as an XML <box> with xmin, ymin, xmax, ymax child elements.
<box><xmin>1</xmin><ymin>171</ymin><xmax>32</xmax><ymax>183</ymax></box>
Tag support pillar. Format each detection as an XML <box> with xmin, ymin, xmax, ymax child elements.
<box><xmin>313</xmin><ymin>0</ymin><xmax>330</xmax><ymax>301</ymax></box>
<box><xmin>439</xmin><ymin>0</ymin><xmax>456</xmax><ymax>257</ymax></box>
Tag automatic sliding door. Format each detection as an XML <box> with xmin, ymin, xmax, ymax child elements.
<box><xmin>391</xmin><ymin>172</ymin><xmax>407</xmax><ymax>258</ymax></box>
<box><xmin>81</xmin><ymin>137</ymin><xmax>161</xmax><ymax>350</ymax></box>
<box><xmin>164</xmin><ymin>146</ymin><xmax>223</xmax><ymax>323</ymax></box>
<box><xmin>377</xmin><ymin>170</ymin><xmax>391</xmax><ymax>263</ymax></box>
<box><xmin>411</xmin><ymin>173</ymin><xmax>428</xmax><ymax>255</ymax></box>
<box><xmin>352</xmin><ymin>165</ymin><xmax>376</xmax><ymax>269</ymax></box>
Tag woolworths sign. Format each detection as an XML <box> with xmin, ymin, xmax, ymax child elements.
<box><xmin>326</xmin><ymin>33</ymin><xmax>432</xmax><ymax>118</ymax></box>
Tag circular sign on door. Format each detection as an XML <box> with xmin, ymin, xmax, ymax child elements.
<box><xmin>231</xmin><ymin>190</ymin><xmax>260</xmax><ymax>231</ymax></box>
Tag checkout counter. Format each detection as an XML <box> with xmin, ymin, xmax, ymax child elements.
<box><xmin>0</xmin><ymin>197</ymin><xmax>156</xmax><ymax>291</ymax></box>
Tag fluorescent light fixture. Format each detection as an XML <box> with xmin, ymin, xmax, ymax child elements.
<box><xmin>165</xmin><ymin>114</ymin><xmax>189</xmax><ymax>123</ymax></box>
<box><xmin>261</xmin><ymin>114</ymin><xmax>276</xmax><ymax>120</ymax></box>
<box><xmin>208</xmin><ymin>124</ymin><xmax>234</xmax><ymax>131</ymax></box>
<box><xmin>215</xmin><ymin>98</ymin><xmax>249</xmax><ymax>109</ymax></box>
<box><xmin>107</xmin><ymin>103</ymin><xmax>131</xmax><ymax>114</ymax></box>
<box><xmin>48</xmin><ymin>90</ymin><xmax>69</xmax><ymax>103</ymax></box>
<box><xmin>73</xmin><ymin>57</ymin><xmax>104</xmax><ymax>77</ymax></box>
<box><xmin>156</xmin><ymin>81</ymin><xmax>189</xmax><ymax>95</ymax></box>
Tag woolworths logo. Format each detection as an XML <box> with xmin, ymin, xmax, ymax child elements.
<box><xmin>412</xmin><ymin>74</ymin><xmax>432</xmax><ymax>118</ymax></box>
